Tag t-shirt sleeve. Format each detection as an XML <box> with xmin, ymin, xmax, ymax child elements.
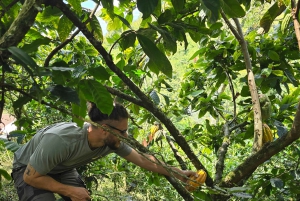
<box><xmin>29</xmin><ymin>134</ymin><xmax>68</xmax><ymax>175</ymax></box>
<box><xmin>115</xmin><ymin>142</ymin><xmax>132</xmax><ymax>157</ymax></box>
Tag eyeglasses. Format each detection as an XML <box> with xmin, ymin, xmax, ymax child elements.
<box><xmin>106</xmin><ymin>124</ymin><xmax>127</xmax><ymax>135</ymax></box>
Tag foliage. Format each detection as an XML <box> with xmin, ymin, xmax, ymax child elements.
<box><xmin>1</xmin><ymin>0</ymin><xmax>300</xmax><ymax>200</ymax></box>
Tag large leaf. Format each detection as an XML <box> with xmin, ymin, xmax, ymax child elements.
<box><xmin>88</xmin><ymin>66</ymin><xmax>111</xmax><ymax>81</ymax></box>
<box><xmin>48</xmin><ymin>85</ymin><xmax>80</xmax><ymax>105</ymax></box>
<box><xmin>58</xmin><ymin>15</ymin><xmax>73</xmax><ymax>42</ymax></box>
<box><xmin>137</xmin><ymin>34</ymin><xmax>173</xmax><ymax>77</ymax></box>
<box><xmin>202</xmin><ymin>0</ymin><xmax>221</xmax><ymax>22</ymax></box>
<box><xmin>86</xmin><ymin>15</ymin><xmax>103</xmax><ymax>42</ymax></box>
<box><xmin>79</xmin><ymin>80</ymin><xmax>113</xmax><ymax>115</ymax></box>
<box><xmin>119</xmin><ymin>31</ymin><xmax>136</xmax><ymax>50</ymax></box>
<box><xmin>148</xmin><ymin>24</ymin><xmax>177</xmax><ymax>54</ymax></box>
<box><xmin>221</xmin><ymin>0</ymin><xmax>246</xmax><ymax>18</ymax></box>
<box><xmin>260</xmin><ymin>2</ymin><xmax>286</xmax><ymax>33</ymax></box>
<box><xmin>137</xmin><ymin>0</ymin><xmax>159</xmax><ymax>19</ymax></box>
<box><xmin>36</xmin><ymin>6</ymin><xmax>62</xmax><ymax>23</ymax></box>
<box><xmin>115</xmin><ymin>14</ymin><xmax>132</xmax><ymax>30</ymax></box>
<box><xmin>22</xmin><ymin>38</ymin><xmax>51</xmax><ymax>53</ymax></box>
<box><xmin>8</xmin><ymin>46</ymin><xmax>38</xmax><ymax>69</ymax></box>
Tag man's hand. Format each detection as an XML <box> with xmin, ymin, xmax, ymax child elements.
<box><xmin>179</xmin><ymin>170</ymin><xmax>198</xmax><ymax>183</ymax></box>
<box><xmin>69</xmin><ymin>187</ymin><xmax>91</xmax><ymax>201</ymax></box>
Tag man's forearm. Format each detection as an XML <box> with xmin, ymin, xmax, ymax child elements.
<box><xmin>23</xmin><ymin>164</ymin><xmax>72</xmax><ymax>197</ymax></box>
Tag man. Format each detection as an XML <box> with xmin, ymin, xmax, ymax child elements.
<box><xmin>12</xmin><ymin>102</ymin><xmax>196</xmax><ymax>201</ymax></box>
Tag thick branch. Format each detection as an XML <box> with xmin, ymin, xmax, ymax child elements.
<box><xmin>219</xmin><ymin>100</ymin><xmax>300</xmax><ymax>187</ymax></box>
<box><xmin>0</xmin><ymin>0</ymin><xmax>42</xmax><ymax>48</ymax></box>
<box><xmin>53</xmin><ymin>0</ymin><xmax>213</xmax><ymax>187</ymax></box>
<box><xmin>215</xmin><ymin>123</ymin><xmax>230</xmax><ymax>184</ymax></box>
<box><xmin>233</xmin><ymin>18</ymin><xmax>262</xmax><ymax>153</ymax></box>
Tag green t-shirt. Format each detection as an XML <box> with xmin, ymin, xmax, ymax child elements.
<box><xmin>13</xmin><ymin>122</ymin><xmax>132</xmax><ymax>175</ymax></box>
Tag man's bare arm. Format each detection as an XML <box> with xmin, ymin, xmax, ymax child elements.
<box><xmin>23</xmin><ymin>164</ymin><xmax>90</xmax><ymax>201</ymax></box>
<box><xmin>123</xmin><ymin>149</ymin><xmax>196</xmax><ymax>182</ymax></box>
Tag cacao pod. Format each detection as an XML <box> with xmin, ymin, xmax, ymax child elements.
<box><xmin>185</xmin><ymin>169</ymin><xmax>207</xmax><ymax>192</ymax></box>
<box><xmin>262</xmin><ymin>123</ymin><xmax>273</xmax><ymax>144</ymax></box>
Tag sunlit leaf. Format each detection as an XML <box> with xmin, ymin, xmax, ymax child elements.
<box><xmin>260</xmin><ymin>2</ymin><xmax>286</xmax><ymax>33</ymax></box>
<box><xmin>68</xmin><ymin>0</ymin><xmax>82</xmax><ymax>14</ymax></box>
<box><xmin>58</xmin><ymin>15</ymin><xmax>73</xmax><ymax>42</ymax></box>
<box><xmin>87</xmin><ymin>15</ymin><xmax>103</xmax><ymax>42</ymax></box>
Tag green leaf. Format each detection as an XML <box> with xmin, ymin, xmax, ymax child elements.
<box><xmin>202</xmin><ymin>0</ymin><xmax>221</xmax><ymax>22</ymax></box>
<box><xmin>137</xmin><ymin>0</ymin><xmax>159</xmax><ymax>19</ymax></box>
<box><xmin>87</xmin><ymin>15</ymin><xmax>103</xmax><ymax>42</ymax></box>
<box><xmin>171</xmin><ymin>0</ymin><xmax>185</xmax><ymax>13</ymax></box>
<box><xmin>5</xmin><ymin>140</ymin><xmax>21</xmax><ymax>152</ymax></box>
<box><xmin>119</xmin><ymin>31</ymin><xmax>136</xmax><ymax>50</ymax></box>
<box><xmin>67</xmin><ymin>0</ymin><xmax>82</xmax><ymax>14</ymax></box>
<box><xmin>137</xmin><ymin>34</ymin><xmax>173</xmax><ymax>77</ymax></box>
<box><xmin>22</xmin><ymin>38</ymin><xmax>51</xmax><ymax>53</ymax></box>
<box><xmin>48</xmin><ymin>85</ymin><xmax>80</xmax><ymax>104</ymax></box>
<box><xmin>221</xmin><ymin>0</ymin><xmax>245</xmax><ymax>18</ymax></box>
<box><xmin>36</xmin><ymin>6</ymin><xmax>62</xmax><ymax>22</ymax></box>
<box><xmin>13</xmin><ymin>96</ymin><xmax>32</xmax><ymax>109</ymax></box>
<box><xmin>58</xmin><ymin>15</ymin><xmax>73</xmax><ymax>42</ymax></box>
<box><xmin>115</xmin><ymin>14</ymin><xmax>132</xmax><ymax>29</ymax></box>
<box><xmin>88</xmin><ymin>66</ymin><xmax>111</xmax><ymax>81</ymax></box>
<box><xmin>79</xmin><ymin>80</ymin><xmax>113</xmax><ymax>115</ymax></box>
<box><xmin>268</xmin><ymin>50</ymin><xmax>280</xmax><ymax>61</ymax></box>
<box><xmin>272</xmin><ymin>70</ymin><xmax>284</xmax><ymax>76</ymax></box>
<box><xmin>270</xmin><ymin>178</ymin><xmax>284</xmax><ymax>189</ymax></box>
<box><xmin>148</xmin><ymin>24</ymin><xmax>177</xmax><ymax>54</ymax></box>
<box><xmin>260</xmin><ymin>2</ymin><xmax>286</xmax><ymax>33</ymax></box>
<box><xmin>8</xmin><ymin>46</ymin><xmax>38</xmax><ymax>69</ymax></box>
<box><xmin>9</xmin><ymin>130</ymin><xmax>26</xmax><ymax>144</ymax></box>
<box><xmin>0</xmin><ymin>169</ymin><xmax>11</xmax><ymax>181</ymax></box>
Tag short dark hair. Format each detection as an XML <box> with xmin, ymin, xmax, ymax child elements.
<box><xmin>87</xmin><ymin>102</ymin><xmax>129</xmax><ymax>123</ymax></box>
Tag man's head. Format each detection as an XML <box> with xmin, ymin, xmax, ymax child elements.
<box><xmin>87</xmin><ymin>102</ymin><xmax>129</xmax><ymax>149</ymax></box>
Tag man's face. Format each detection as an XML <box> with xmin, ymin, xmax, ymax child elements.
<box><xmin>104</xmin><ymin>118</ymin><xmax>128</xmax><ymax>150</ymax></box>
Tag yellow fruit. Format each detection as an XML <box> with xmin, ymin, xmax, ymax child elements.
<box><xmin>262</xmin><ymin>123</ymin><xmax>273</xmax><ymax>144</ymax></box>
<box><xmin>185</xmin><ymin>169</ymin><xmax>207</xmax><ymax>192</ymax></box>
